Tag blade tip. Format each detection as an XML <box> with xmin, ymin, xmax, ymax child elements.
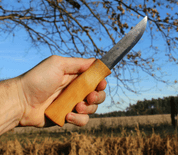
<box><xmin>144</xmin><ymin>16</ymin><xmax>148</xmax><ymax>22</ymax></box>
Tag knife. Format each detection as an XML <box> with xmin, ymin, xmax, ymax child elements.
<box><xmin>45</xmin><ymin>16</ymin><xmax>147</xmax><ymax>126</ymax></box>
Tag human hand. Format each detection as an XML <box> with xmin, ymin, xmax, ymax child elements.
<box><xmin>18</xmin><ymin>56</ymin><xmax>107</xmax><ymax>127</ymax></box>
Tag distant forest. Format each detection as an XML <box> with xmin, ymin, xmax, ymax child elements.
<box><xmin>90</xmin><ymin>96</ymin><xmax>178</xmax><ymax>118</ymax></box>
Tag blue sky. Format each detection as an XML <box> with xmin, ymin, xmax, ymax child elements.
<box><xmin>0</xmin><ymin>2</ymin><xmax>178</xmax><ymax>114</ymax></box>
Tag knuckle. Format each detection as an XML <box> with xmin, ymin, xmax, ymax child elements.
<box><xmin>49</xmin><ymin>55</ymin><xmax>59</xmax><ymax>61</ymax></box>
<box><xmin>49</xmin><ymin>55</ymin><xmax>62</xmax><ymax>66</ymax></box>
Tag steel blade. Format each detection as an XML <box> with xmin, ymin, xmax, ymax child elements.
<box><xmin>100</xmin><ymin>16</ymin><xmax>147</xmax><ymax>70</ymax></box>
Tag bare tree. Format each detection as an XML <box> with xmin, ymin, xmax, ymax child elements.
<box><xmin>0</xmin><ymin>0</ymin><xmax>178</xmax><ymax>104</ymax></box>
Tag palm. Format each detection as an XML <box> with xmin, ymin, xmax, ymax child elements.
<box><xmin>19</xmin><ymin>57</ymin><xmax>77</xmax><ymax>127</ymax></box>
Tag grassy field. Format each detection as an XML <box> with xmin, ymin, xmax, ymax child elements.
<box><xmin>0</xmin><ymin>114</ymin><xmax>178</xmax><ymax>154</ymax></box>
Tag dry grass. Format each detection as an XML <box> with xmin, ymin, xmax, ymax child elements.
<box><xmin>0</xmin><ymin>114</ymin><xmax>178</xmax><ymax>155</ymax></box>
<box><xmin>12</xmin><ymin>114</ymin><xmax>171</xmax><ymax>134</ymax></box>
<box><xmin>0</xmin><ymin>126</ymin><xmax>178</xmax><ymax>155</ymax></box>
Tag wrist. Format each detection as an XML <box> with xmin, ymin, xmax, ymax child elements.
<box><xmin>0</xmin><ymin>77</ymin><xmax>24</xmax><ymax>135</ymax></box>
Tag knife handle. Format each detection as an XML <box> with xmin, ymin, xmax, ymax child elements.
<box><xmin>45</xmin><ymin>59</ymin><xmax>111</xmax><ymax>126</ymax></box>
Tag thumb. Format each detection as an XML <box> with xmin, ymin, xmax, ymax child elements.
<box><xmin>58</xmin><ymin>56</ymin><xmax>96</xmax><ymax>74</ymax></box>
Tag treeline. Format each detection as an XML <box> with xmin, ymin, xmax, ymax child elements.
<box><xmin>90</xmin><ymin>96</ymin><xmax>178</xmax><ymax>118</ymax></box>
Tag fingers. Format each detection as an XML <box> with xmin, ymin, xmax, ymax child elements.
<box><xmin>74</xmin><ymin>79</ymin><xmax>107</xmax><ymax>114</ymax></box>
<box><xmin>66</xmin><ymin>91</ymin><xmax>106</xmax><ymax>126</ymax></box>
<box><xmin>86</xmin><ymin>79</ymin><xmax>107</xmax><ymax>105</ymax></box>
<box><xmin>74</xmin><ymin>90</ymin><xmax>105</xmax><ymax>114</ymax></box>
<box><xmin>86</xmin><ymin>91</ymin><xmax>106</xmax><ymax>105</ymax></box>
<box><xmin>66</xmin><ymin>83</ymin><xmax>107</xmax><ymax>127</ymax></box>
<box><xmin>75</xmin><ymin>101</ymin><xmax>98</xmax><ymax>114</ymax></box>
<box><xmin>95</xmin><ymin>79</ymin><xmax>107</xmax><ymax>91</ymax></box>
<box><xmin>66</xmin><ymin>112</ymin><xmax>89</xmax><ymax>126</ymax></box>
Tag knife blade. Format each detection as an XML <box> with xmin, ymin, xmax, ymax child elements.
<box><xmin>45</xmin><ymin>16</ymin><xmax>147</xmax><ymax>126</ymax></box>
<box><xmin>101</xmin><ymin>16</ymin><xmax>147</xmax><ymax>69</ymax></box>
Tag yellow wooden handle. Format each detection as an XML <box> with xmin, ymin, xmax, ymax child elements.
<box><xmin>45</xmin><ymin>59</ymin><xmax>111</xmax><ymax>126</ymax></box>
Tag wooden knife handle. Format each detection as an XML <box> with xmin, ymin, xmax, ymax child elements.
<box><xmin>44</xmin><ymin>59</ymin><xmax>111</xmax><ymax>126</ymax></box>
